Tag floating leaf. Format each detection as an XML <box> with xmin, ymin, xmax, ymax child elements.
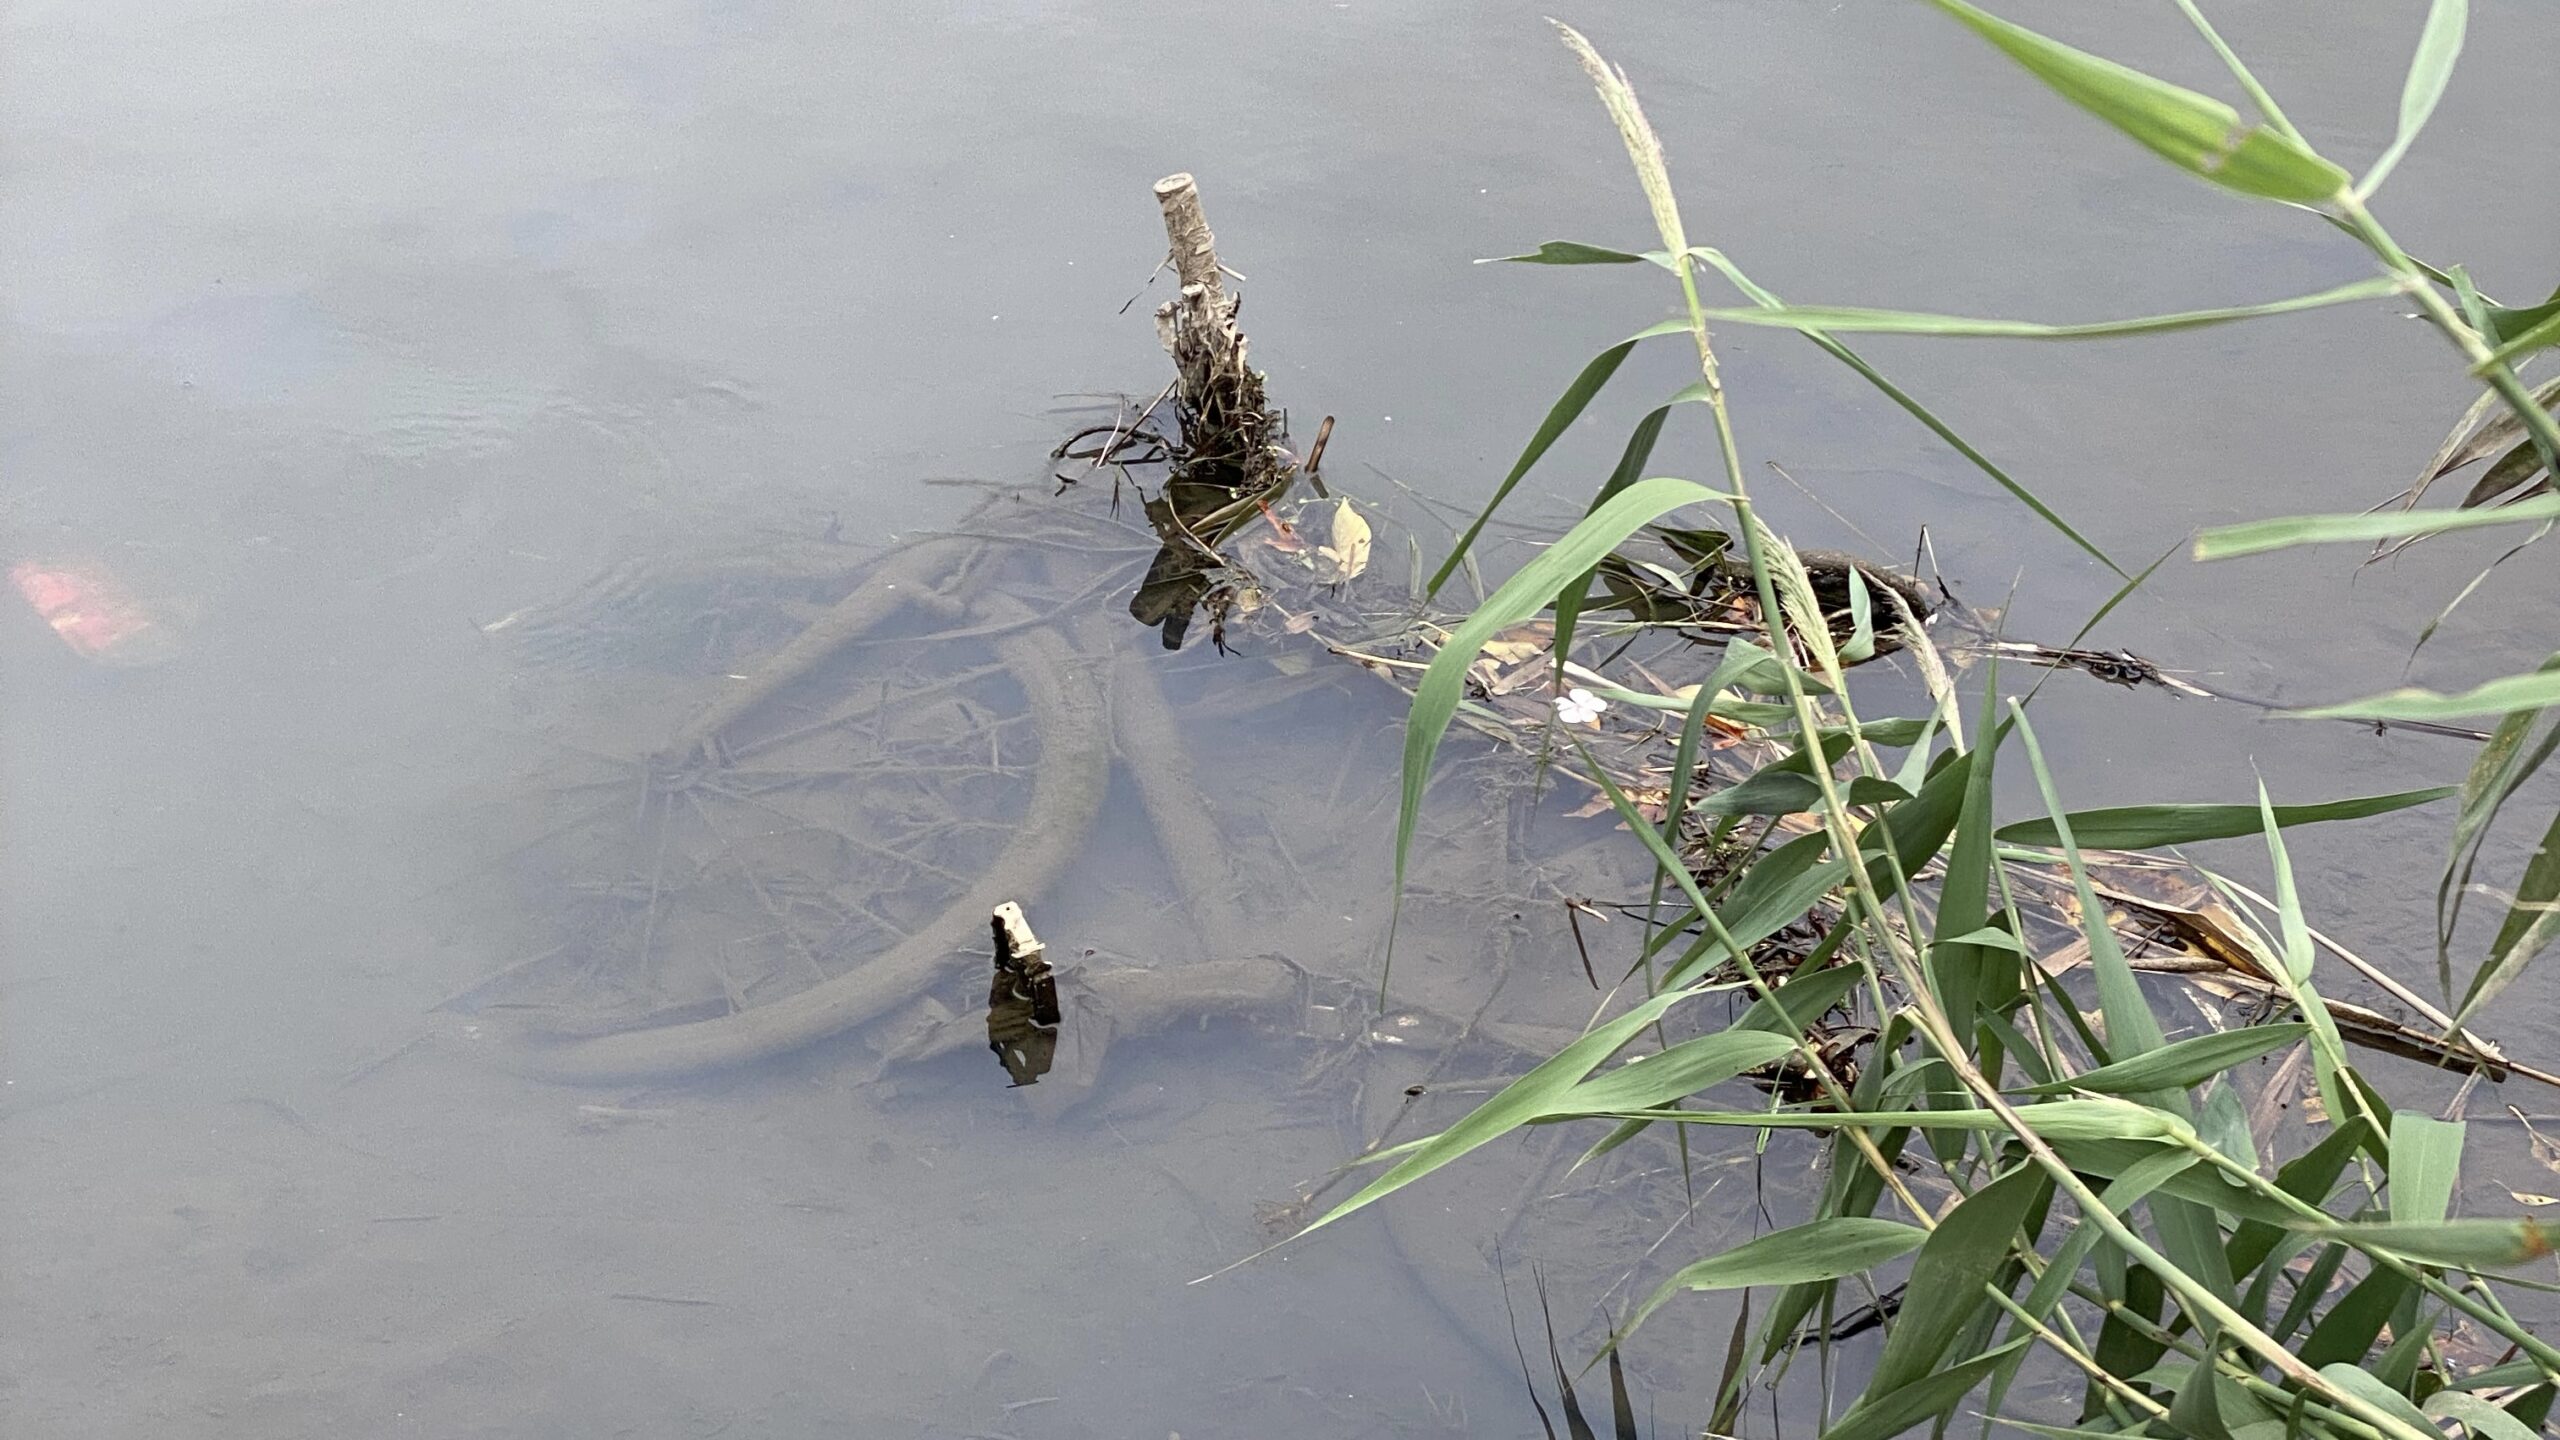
<box><xmin>1481</xmin><ymin>240</ymin><xmax>1649</xmax><ymax>266</ymax></box>
<box><xmin>1312</xmin><ymin>498</ymin><xmax>1372</xmax><ymax>583</ymax></box>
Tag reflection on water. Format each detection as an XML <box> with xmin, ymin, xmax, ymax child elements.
<box><xmin>8</xmin><ymin>1</ymin><xmax>2560</xmax><ymax>1434</ymax></box>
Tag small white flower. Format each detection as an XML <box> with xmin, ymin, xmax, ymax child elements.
<box><xmin>1554</xmin><ymin>687</ymin><xmax>1609</xmax><ymax>726</ymax></box>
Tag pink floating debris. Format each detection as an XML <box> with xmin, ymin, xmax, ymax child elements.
<box><xmin>9</xmin><ymin>559</ymin><xmax>181</xmax><ymax>667</ymax></box>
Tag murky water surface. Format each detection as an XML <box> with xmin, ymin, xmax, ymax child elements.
<box><xmin>8</xmin><ymin>3</ymin><xmax>2560</xmax><ymax>1434</ymax></box>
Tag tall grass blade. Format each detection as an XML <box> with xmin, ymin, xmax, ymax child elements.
<box><xmin>2226</xmin><ymin>1118</ymin><xmax>2375</xmax><ymax>1282</ymax></box>
<box><xmin>2436</xmin><ymin>675</ymin><xmax>2560</xmax><ymax>996</ymax></box>
<box><xmin>2166</xmin><ymin>1352</ymin><xmax>2252</xmax><ymax>1440</ymax></box>
<box><xmin>1692</xmin><ymin>277</ymin><xmax>2401</xmax><ymax>342</ymax></box>
<box><xmin>1685</xmin><ymin>245</ymin><xmax>2123</xmax><ymax>575</ymax></box>
<box><xmin>1994</xmin><ymin>787</ymin><xmax>2453</xmax><ymax>848</ymax></box>
<box><xmin>1933</xmin><ymin>667</ymin><xmax>2005</xmax><ymax>1053</ymax></box>
<box><xmin>1861</xmin><ymin>1164</ymin><xmax>2046</xmax><ymax>1402</ymax></box>
<box><xmin>1630</xmin><ymin>1217</ymin><xmax>1927</xmax><ymax>1332</ymax></box>
<box><xmin>2058</xmin><ymin>1139</ymin><xmax>2308</xmax><ymax>1227</ymax></box>
<box><xmin>1393</xmin><ymin>475</ymin><xmax>1731</xmax><ymax>973</ymax></box>
<box><xmin>2485</xmin><ymin>296</ymin><xmax>2560</xmax><ymax>347</ymax></box>
<box><xmin>1423</xmin><ymin>340</ymin><xmax>1643</xmax><ymax>598</ymax></box>
<box><xmin>2013</xmin><ymin>1024</ymin><xmax>2309</xmax><ymax>1096</ymax></box>
<box><xmin>2456</xmin><ymin>805</ymin><xmax>2560</xmax><ymax>1029</ymax></box>
<box><xmin>2302</xmin><ymin>1268</ymin><xmax>2416</xmax><ymax>1369</ymax></box>
<box><xmin>2195</xmin><ymin>491</ymin><xmax>2560</xmax><ymax>557</ymax></box>
<box><xmin>2425</xmin><ymin>1390</ymin><xmax>2545</xmax><ymax>1440</ymax></box>
<box><xmin>2257</xmin><ymin>780</ymin><xmax>2316</xmax><ymax>984</ymax></box>
<box><xmin>2321</xmin><ymin>1363</ymin><xmax>2445</xmax><ymax>1435</ymax></box>
<box><xmin>2243</xmin><ymin>793</ymin><xmax>2362</xmax><ymax>1130</ymax></box>
<box><xmin>1982</xmin><ymin>1149</ymin><xmax>2198</xmax><ymax>1430</ymax></box>
<box><xmin>2291</xmin><ymin>666</ymin><xmax>2560</xmax><ymax>722</ymax></box>
<box><xmin>1298</xmin><ymin>984</ymin><xmax>1700</xmax><ymax>1237</ymax></box>
<box><xmin>2359</xmin><ymin>0</ymin><xmax>2469</xmax><ymax>198</ymax></box>
<box><xmin>1661</xmin><ymin>853</ymin><xmax>1854</xmax><ymax>989</ymax></box>
<box><xmin>2388</xmin><ymin>1113</ymin><xmax>2464</xmax><ymax>1224</ymax></box>
<box><xmin>2061</xmin><ymin>539</ymin><xmax>2178</xmax><ymax>649</ymax></box>
<box><xmin>1640</xmin><ymin>646</ymin><xmax>1732</xmax><ymax>943</ymax></box>
<box><xmin>2011</xmin><ymin>706</ymin><xmax>2172</xmax><ymax>1070</ymax></box>
<box><xmin>1607</xmin><ymin>1099</ymin><xmax>2194</xmax><ymax>1144</ymax></box>
<box><xmin>2473</xmin><ymin>307</ymin><xmax>2560</xmax><ymax>373</ymax></box>
<box><xmin>1561</xmin><ymin>1029</ymin><xmax>1797</xmax><ymax>1112</ymax></box>
<box><xmin>1921</xmin><ymin>0</ymin><xmax>2349</xmax><ymax>201</ymax></box>
<box><xmin>1734</xmin><ymin>963</ymin><xmax>1868</xmax><ymax>1038</ymax></box>
<box><xmin>1552</xmin><ymin>403</ymin><xmax>1675</xmax><ymax>686</ymax></box>
<box><xmin>1820</xmin><ymin>1340</ymin><xmax>2032</xmax><ymax>1440</ymax></box>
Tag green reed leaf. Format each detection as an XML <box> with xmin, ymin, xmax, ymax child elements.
<box><xmin>1394</xmin><ymin>475</ymin><xmax>1731</xmax><ymax>971</ymax></box>
<box><xmin>1822</xmin><ymin>1340</ymin><xmax>2032</xmax><ymax>1440</ymax></box>
<box><xmin>1995</xmin><ymin>787</ymin><xmax>2453</xmax><ymax>848</ymax></box>
<box><xmin>2388</xmin><ymin>1113</ymin><xmax>2464</xmax><ymax>1225</ymax></box>
<box><xmin>2438</xmin><ymin>680</ymin><xmax>2560</xmax><ymax>998</ymax></box>
<box><xmin>2012</xmin><ymin>706</ymin><xmax>2171</xmax><ymax>1075</ymax></box>
<box><xmin>1684</xmin><ymin>246</ymin><xmax>2123</xmax><ymax>576</ymax></box>
<box><xmin>2425</xmin><ymin>1390</ymin><xmax>2544</xmax><ymax>1440</ymax></box>
<box><xmin>2016</xmin><ymin>1024</ymin><xmax>2308</xmax><ymax>1097</ymax></box>
<box><xmin>1299</xmin><ymin>982</ymin><xmax>1701</xmax><ymax>1237</ymax></box>
<box><xmin>1692</xmin><ymin>277</ymin><xmax>2399</xmax><ymax>341</ymax></box>
<box><xmin>2195</xmin><ymin>491</ymin><xmax>2560</xmax><ymax>558</ymax></box>
<box><xmin>1734</xmin><ymin>963</ymin><xmax>1867</xmax><ymax>1038</ymax></box>
<box><xmin>2292</xmin><ymin>667</ymin><xmax>2560</xmax><ymax>722</ymax></box>
<box><xmin>2484</xmin><ymin>296</ymin><xmax>2560</xmax><ymax>349</ymax></box>
<box><xmin>2361</xmin><ymin>0</ymin><xmax>2468</xmax><ymax>198</ymax></box>
<box><xmin>2300</xmin><ymin>1218</ymin><xmax>2557</xmax><ymax>1269</ymax></box>
<box><xmin>1552</xmin><ymin>403</ymin><xmax>1673</xmax><ymax>691</ymax></box>
<box><xmin>1562</xmin><ymin>1030</ymin><xmax>1798</xmax><ymax>1113</ymax></box>
<box><xmin>1923</xmin><ymin>0</ymin><xmax>2349</xmax><ymax>202</ymax></box>
<box><xmin>2458</xmin><ymin>804</ymin><xmax>2560</xmax><ymax>1030</ymax></box>
<box><xmin>1632</xmin><ymin>1217</ymin><xmax>1927</xmax><ymax>1332</ymax></box>
<box><xmin>1422</xmin><ymin>332</ymin><xmax>1683</xmax><ymax>598</ymax></box>
<box><xmin>1863</xmin><ymin>1164</ymin><xmax>2046</xmax><ymax>1401</ymax></box>
<box><xmin>2321</xmin><ymin>1361</ymin><xmax>2438</xmax><ymax>1435</ymax></box>
<box><xmin>2472</xmin><ymin>305</ymin><xmax>2560</xmax><ymax>374</ymax></box>
<box><xmin>2257</xmin><ymin>781</ymin><xmax>2314</xmax><ymax>984</ymax></box>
